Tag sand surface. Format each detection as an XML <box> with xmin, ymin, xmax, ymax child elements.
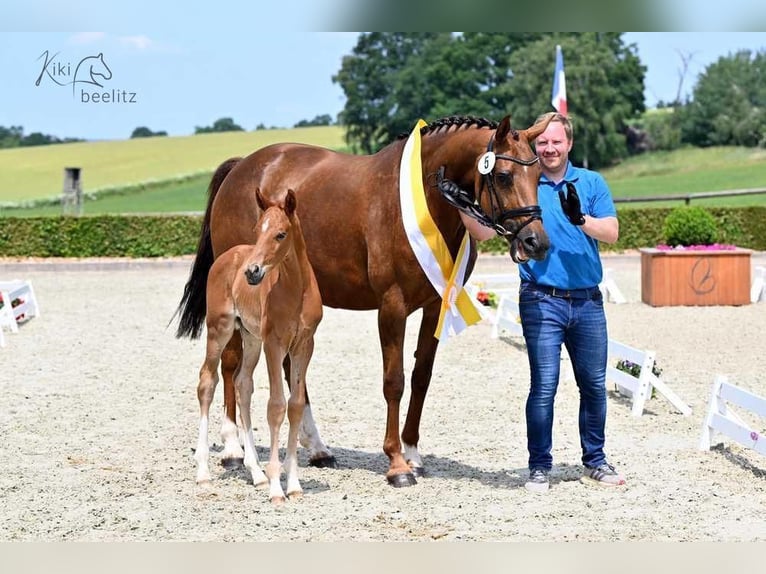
<box><xmin>1</xmin><ymin>253</ymin><xmax>765</xmax><ymax>541</ymax></box>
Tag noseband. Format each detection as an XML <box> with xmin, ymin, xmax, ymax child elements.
<box><xmin>436</xmin><ymin>133</ymin><xmax>543</xmax><ymax>241</ymax></box>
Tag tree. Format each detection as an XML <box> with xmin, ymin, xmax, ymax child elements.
<box><xmin>334</xmin><ymin>33</ymin><xmax>443</xmax><ymax>153</ymax></box>
<box><xmin>333</xmin><ymin>33</ymin><xmax>645</xmax><ymax>165</ymax></box>
<box><xmin>502</xmin><ymin>33</ymin><xmax>646</xmax><ymax>168</ymax></box>
<box><xmin>130</xmin><ymin>126</ymin><xmax>168</xmax><ymax>138</ymax></box>
<box><xmin>0</xmin><ymin>125</ymin><xmax>23</xmax><ymax>148</ymax></box>
<box><xmin>194</xmin><ymin>117</ymin><xmax>244</xmax><ymax>134</ymax></box>
<box><xmin>293</xmin><ymin>114</ymin><xmax>334</xmax><ymax>127</ymax></box>
<box><xmin>680</xmin><ymin>49</ymin><xmax>766</xmax><ymax>148</ymax></box>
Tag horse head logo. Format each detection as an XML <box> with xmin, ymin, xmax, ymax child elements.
<box><xmin>72</xmin><ymin>53</ymin><xmax>112</xmax><ymax>96</ymax></box>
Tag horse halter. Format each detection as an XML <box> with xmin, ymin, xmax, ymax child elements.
<box><xmin>436</xmin><ymin>133</ymin><xmax>543</xmax><ymax>240</ymax></box>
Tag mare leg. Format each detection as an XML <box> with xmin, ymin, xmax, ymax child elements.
<box><xmin>378</xmin><ymin>293</ymin><xmax>417</xmax><ymax>487</ymax></box>
<box><xmin>264</xmin><ymin>344</ymin><xmax>289</xmax><ymax>504</ymax></box>
<box><xmin>220</xmin><ymin>330</ymin><xmax>245</xmax><ymax>467</ymax></box>
<box><xmin>235</xmin><ymin>330</ymin><xmax>269</xmax><ymax>488</ymax></box>
<box><xmin>283</xmin><ymin>355</ymin><xmax>336</xmax><ymax>468</ymax></box>
<box><xmin>401</xmin><ymin>300</ymin><xmax>441</xmax><ymax>478</ymax></box>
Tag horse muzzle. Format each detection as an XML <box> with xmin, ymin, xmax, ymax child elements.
<box><xmin>508</xmin><ymin>229</ymin><xmax>550</xmax><ymax>264</ymax></box>
<box><xmin>244</xmin><ymin>264</ymin><xmax>266</xmax><ymax>285</ymax></box>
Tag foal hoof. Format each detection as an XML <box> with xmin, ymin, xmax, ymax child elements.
<box><xmin>220</xmin><ymin>457</ymin><xmax>244</xmax><ymax>470</ymax></box>
<box><xmin>387</xmin><ymin>472</ymin><xmax>417</xmax><ymax>488</ymax></box>
<box><xmin>309</xmin><ymin>455</ymin><xmax>337</xmax><ymax>469</ymax></box>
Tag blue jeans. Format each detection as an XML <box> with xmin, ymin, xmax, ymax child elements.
<box><xmin>518</xmin><ymin>283</ymin><xmax>609</xmax><ymax>471</ymax></box>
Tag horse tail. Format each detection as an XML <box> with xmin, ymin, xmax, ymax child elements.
<box><xmin>173</xmin><ymin>157</ymin><xmax>242</xmax><ymax>339</ymax></box>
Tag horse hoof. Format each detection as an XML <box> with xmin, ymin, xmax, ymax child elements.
<box><xmin>387</xmin><ymin>473</ymin><xmax>417</xmax><ymax>488</ymax></box>
<box><xmin>410</xmin><ymin>466</ymin><xmax>425</xmax><ymax>478</ymax></box>
<box><xmin>271</xmin><ymin>496</ymin><xmax>286</xmax><ymax>507</ymax></box>
<box><xmin>309</xmin><ymin>455</ymin><xmax>337</xmax><ymax>469</ymax></box>
<box><xmin>220</xmin><ymin>457</ymin><xmax>244</xmax><ymax>470</ymax></box>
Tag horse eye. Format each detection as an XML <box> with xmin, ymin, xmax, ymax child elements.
<box><xmin>496</xmin><ymin>171</ymin><xmax>513</xmax><ymax>185</ymax></box>
<box><xmin>276</xmin><ymin>231</ymin><xmax>287</xmax><ymax>241</ymax></box>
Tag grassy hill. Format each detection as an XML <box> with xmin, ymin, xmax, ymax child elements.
<box><xmin>0</xmin><ymin>126</ymin><xmax>347</xmax><ymax>204</ymax></box>
<box><xmin>603</xmin><ymin>146</ymin><xmax>766</xmax><ymax>207</ymax></box>
<box><xmin>2</xmin><ymin>132</ymin><xmax>765</xmax><ymax>217</ymax></box>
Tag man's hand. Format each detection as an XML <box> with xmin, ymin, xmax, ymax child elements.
<box><xmin>558</xmin><ymin>182</ymin><xmax>586</xmax><ymax>226</ymax></box>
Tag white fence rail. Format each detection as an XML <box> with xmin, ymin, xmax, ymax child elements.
<box><xmin>0</xmin><ymin>280</ymin><xmax>40</xmax><ymax>348</ymax></box>
<box><xmin>699</xmin><ymin>375</ymin><xmax>766</xmax><ymax>456</ymax></box>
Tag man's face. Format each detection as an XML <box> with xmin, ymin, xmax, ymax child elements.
<box><xmin>534</xmin><ymin>121</ymin><xmax>573</xmax><ymax>173</ymax></box>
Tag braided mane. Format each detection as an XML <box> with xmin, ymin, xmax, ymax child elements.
<box><xmin>396</xmin><ymin>116</ymin><xmax>498</xmax><ymax>140</ymax></box>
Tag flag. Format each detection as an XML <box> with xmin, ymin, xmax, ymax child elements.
<box><xmin>551</xmin><ymin>45</ymin><xmax>567</xmax><ymax>116</ymax></box>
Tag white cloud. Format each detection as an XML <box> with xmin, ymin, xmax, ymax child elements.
<box><xmin>69</xmin><ymin>32</ymin><xmax>106</xmax><ymax>44</ymax></box>
<box><xmin>119</xmin><ymin>35</ymin><xmax>153</xmax><ymax>50</ymax></box>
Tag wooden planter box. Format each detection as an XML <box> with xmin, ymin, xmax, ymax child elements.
<box><xmin>640</xmin><ymin>248</ymin><xmax>752</xmax><ymax>307</ymax></box>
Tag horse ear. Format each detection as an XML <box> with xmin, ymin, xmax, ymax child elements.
<box><xmin>523</xmin><ymin>114</ymin><xmax>553</xmax><ymax>143</ymax></box>
<box><xmin>495</xmin><ymin>116</ymin><xmax>512</xmax><ymax>143</ymax></box>
<box><xmin>255</xmin><ymin>187</ymin><xmax>267</xmax><ymax>211</ymax></box>
<box><xmin>284</xmin><ymin>188</ymin><xmax>297</xmax><ymax>216</ymax></box>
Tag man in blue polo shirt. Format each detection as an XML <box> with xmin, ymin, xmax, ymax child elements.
<box><xmin>519</xmin><ymin>111</ymin><xmax>624</xmax><ymax>493</ymax></box>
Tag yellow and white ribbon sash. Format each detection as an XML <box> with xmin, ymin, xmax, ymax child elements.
<box><xmin>399</xmin><ymin>119</ymin><xmax>482</xmax><ymax>342</ymax></box>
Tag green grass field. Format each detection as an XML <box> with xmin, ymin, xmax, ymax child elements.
<box><xmin>605</xmin><ymin>146</ymin><xmax>766</xmax><ymax>207</ymax></box>
<box><xmin>2</xmin><ymin>133</ymin><xmax>765</xmax><ymax>217</ymax></box>
<box><xmin>0</xmin><ymin>126</ymin><xmax>347</xmax><ymax>204</ymax></box>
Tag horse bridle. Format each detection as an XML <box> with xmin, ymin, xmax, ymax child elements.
<box><xmin>436</xmin><ymin>133</ymin><xmax>543</xmax><ymax>240</ymax></box>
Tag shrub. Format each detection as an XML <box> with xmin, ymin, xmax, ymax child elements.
<box><xmin>662</xmin><ymin>206</ymin><xmax>718</xmax><ymax>246</ymax></box>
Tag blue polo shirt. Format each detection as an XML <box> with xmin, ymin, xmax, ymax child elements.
<box><xmin>519</xmin><ymin>162</ymin><xmax>616</xmax><ymax>290</ymax></box>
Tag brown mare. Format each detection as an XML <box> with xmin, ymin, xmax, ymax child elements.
<box><xmin>193</xmin><ymin>188</ymin><xmax>323</xmax><ymax>504</ymax></box>
<box><xmin>177</xmin><ymin>115</ymin><xmax>551</xmax><ymax>487</ymax></box>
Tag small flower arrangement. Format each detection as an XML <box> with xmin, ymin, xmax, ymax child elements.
<box><xmin>475</xmin><ymin>290</ymin><xmax>498</xmax><ymax>308</ymax></box>
<box><xmin>615</xmin><ymin>358</ymin><xmax>662</xmax><ymax>378</ymax></box>
<box><xmin>615</xmin><ymin>359</ymin><xmax>662</xmax><ymax>399</ymax></box>
<box><xmin>0</xmin><ymin>294</ymin><xmax>26</xmax><ymax>320</ymax></box>
<box><xmin>655</xmin><ymin>243</ymin><xmax>737</xmax><ymax>251</ymax></box>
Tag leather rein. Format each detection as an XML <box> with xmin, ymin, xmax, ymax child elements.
<box><xmin>436</xmin><ymin>133</ymin><xmax>543</xmax><ymax>240</ymax></box>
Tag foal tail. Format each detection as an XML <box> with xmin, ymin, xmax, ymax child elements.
<box><xmin>173</xmin><ymin>157</ymin><xmax>242</xmax><ymax>339</ymax></box>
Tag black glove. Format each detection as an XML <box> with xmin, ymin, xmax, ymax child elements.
<box><xmin>558</xmin><ymin>182</ymin><xmax>586</xmax><ymax>226</ymax></box>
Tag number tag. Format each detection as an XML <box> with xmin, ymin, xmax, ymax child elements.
<box><xmin>478</xmin><ymin>152</ymin><xmax>496</xmax><ymax>175</ymax></box>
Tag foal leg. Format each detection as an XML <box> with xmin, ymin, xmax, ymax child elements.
<box><xmin>284</xmin><ymin>336</ymin><xmax>314</xmax><ymax>499</ymax></box>
<box><xmin>401</xmin><ymin>300</ymin><xmax>441</xmax><ymax>478</ymax></box>
<box><xmin>378</xmin><ymin>292</ymin><xmax>416</xmax><ymax>487</ymax></box>
<box><xmin>195</xmin><ymin>354</ymin><xmax>220</xmax><ymax>485</ymax></box>
<box><xmin>235</xmin><ymin>330</ymin><xmax>268</xmax><ymax>488</ymax></box>
<box><xmin>220</xmin><ymin>330</ymin><xmax>245</xmax><ymax>467</ymax></box>
<box><xmin>283</xmin><ymin>355</ymin><xmax>335</xmax><ymax>468</ymax></box>
<box><xmin>264</xmin><ymin>345</ymin><xmax>289</xmax><ymax>504</ymax></box>
<box><xmin>195</xmin><ymin>314</ymin><xmax>236</xmax><ymax>484</ymax></box>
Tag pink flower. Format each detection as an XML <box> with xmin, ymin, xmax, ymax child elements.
<box><xmin>655</xmin><ymin>243</ymin><xmax>738</xmax><ymax>251</ymax></box>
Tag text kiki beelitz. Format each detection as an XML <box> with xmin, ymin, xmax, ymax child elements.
<box><xmin>36</xmin><ymin>50</ymin><xmax>138</xmax><ymax>104</ymax></box>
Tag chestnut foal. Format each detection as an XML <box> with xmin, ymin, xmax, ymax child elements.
<box><xmin>193</xmin><ymin>188</ymin><xmax>322</xmax><ymax>505</ymax></box>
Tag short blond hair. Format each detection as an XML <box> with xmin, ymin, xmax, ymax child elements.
<box><xmin>535</xmin><ymin>112</ymin><xmax>573</xmax><ymax>141</ymax></box>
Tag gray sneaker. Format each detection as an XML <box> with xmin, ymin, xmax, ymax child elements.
<box><xmin>525</xmin><ymin>468</ymin><xmax>550</xmax><ymax>493</ymax></box>
<box><xmin>580</xmin><ymin>463</ymin><xmax>626</xmax><ymax>487</ymax></box>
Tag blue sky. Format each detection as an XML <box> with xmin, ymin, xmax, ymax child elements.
<box><xmin>1</xmin><ymin>31</ymin><xmax>765</xmax><ymax>141</ymax></box>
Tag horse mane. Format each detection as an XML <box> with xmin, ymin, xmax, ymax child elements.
<box><xmin>396</xmin><ymin>115</ymin><xmax>498</xmax><ymax>141</ymax></box>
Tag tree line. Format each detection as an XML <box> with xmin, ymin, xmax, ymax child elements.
<box><xmin>0</xmin><ymin>126</ymin><xmax>83</xmax><ymax>148</ymax></box>
<box><xmin>333</xmin><ymin>33</ymin><xmax>766</xmax><ymax>169</ymax></box>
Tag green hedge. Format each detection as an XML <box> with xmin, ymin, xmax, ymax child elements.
<box><xmin>1</xmin><ymin>207</ymin><xmax>764</xmax><ymax>258</ymax></box>
<box><xmin>481</xmin><ymin>206</ymin><xmax>766</xmax><ymax>254</ymax></box>
<box><xmin>0</xmin><ymin>215</ymin><xmax>201</xmax><ymax>257</ymax></box>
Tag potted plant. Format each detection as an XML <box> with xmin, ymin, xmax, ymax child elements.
<box><xmin>639</xmin><ymin>206</ymin><xmax>752</xmax><ymax>307</ymax></box>
<box><xmin>640</xmin><ymin>206</ymin><xmax>752</xmax><ymax>306</ymax></box>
